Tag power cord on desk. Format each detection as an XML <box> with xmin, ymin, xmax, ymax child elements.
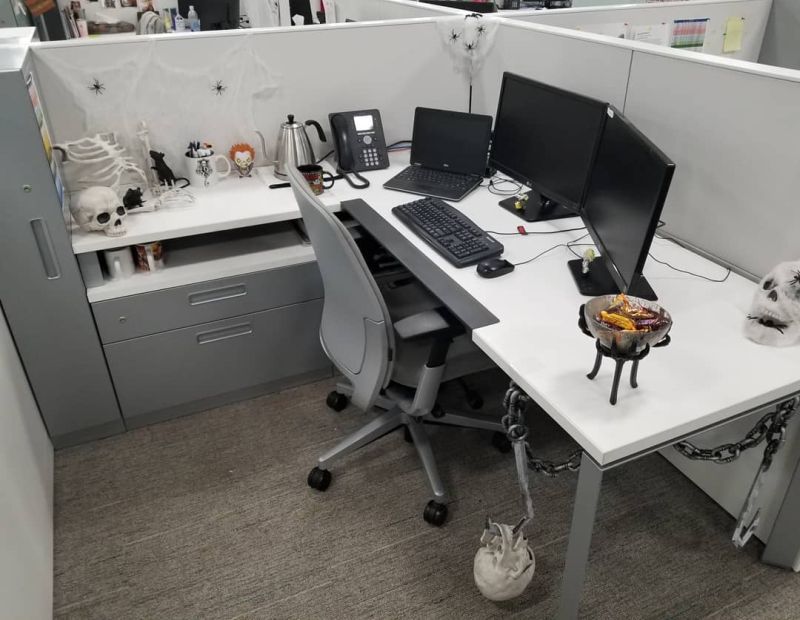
<box><xmin>484</xmin><ymin>225</ymin><xmax>586</xmax><ymax>236</ymax></box>
<box><xmin>387</xmin><ymin>140</ymin><xmax>412</xmax><ymax>151</ymax></box>
<box><xmin>482</xmin><ymin>175</ymin><xmax>522</xmax><ymax>196</ymax></box>
<box><xmin>512</xmin><ymin>233</ymin><xmax>591</xmax><ymax>267</ymax></box>
<box><xmin>648</xmin><ymin>253</ymin><xmax>732</xmax><ymax>283</ymax></box>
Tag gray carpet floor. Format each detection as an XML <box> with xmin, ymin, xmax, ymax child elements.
<box><xmin>53</xmin><ymin>371</ymin><xmax>800</xmax><ymax>619</ymax></box>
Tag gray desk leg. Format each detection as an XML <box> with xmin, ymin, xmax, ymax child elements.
<box><xmin>557</xmin><ymin>452</ymin><xmax>604</xmax><ymax>620</ymax></box>
<box><xmin>762</xmin><ymin>452</ymin><xmax>800</xmax><ymax>569</ymax></box>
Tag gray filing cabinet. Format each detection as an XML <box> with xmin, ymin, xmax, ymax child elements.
<box><xmin>0</xmin><ymin>33</ymin><xmax>124</xmax><ymax>447</ymax></box>
<box><xmin>92</xmin><ymin>261</ymin><xmax>331</xmax><ymax>427</ymax></box>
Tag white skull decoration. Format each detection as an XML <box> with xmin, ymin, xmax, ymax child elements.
<box><xmin>473</xmin><ymin>520</ymin><xmax>535</xmax><ymax>601</ymax></box>
<box><xmin>71</xmin><ymin>186</ymin><xmax>128</xmax><ymax>237</ymax></box>
<box><xmin>745</xmin><ymin>260</ymin><xmax>800</xmax><ymax>346</ymax></box>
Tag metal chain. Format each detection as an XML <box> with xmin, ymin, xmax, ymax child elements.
<box><xmin>673</xmin><ymin>397</ymin><xmax>800</xmax><ymax>465</ymax></box>
<box><xmin>503</xmin><ymin>382</ymin><xmax>582</xmax><ymax>477</ymax></box>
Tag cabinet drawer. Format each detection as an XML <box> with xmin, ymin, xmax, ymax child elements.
<box><xmin>105</xmin><ymin>299</ymin><xmax>328</xmax><ymax>422</ymax></box>
<box><xmin>93</xmin><ymin>262</ymin><xmax>322</xmax><ymax>343</ymax></box>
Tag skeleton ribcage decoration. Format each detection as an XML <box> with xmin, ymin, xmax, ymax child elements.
<box><xmin>54</xmin><ymin>132</ymin><xmax>148</xmax><ymax>193</ymax></box>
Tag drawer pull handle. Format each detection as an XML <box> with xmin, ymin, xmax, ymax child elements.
<box><xmin>196</xmin><ymin>323</ymin><xmax>253</xmax><ymax>345</ymax></box>
<box><xmin>189</xmin><ymin>284</ymin><xmax>247</xmax><ymax>306</ymax></box>
<box><xmin>30</xmin><ymin>219</ymin><xmax>61</xmax><ymax>280</ymax></box>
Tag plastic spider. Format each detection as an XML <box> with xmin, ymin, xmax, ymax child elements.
<box><xmin>465</xmin><ymin>41</ymin><xmax>477</xmax><ymax>52</ymax></box>
<box><xmin>476</xmin><ymin>24</ymin><xmax>486</xmax><ymax>36</ymax></box>
<box><xmin>211</xmin><ymin>80</ymin><xmax>227</xmax><ymax>96</ymax></box>
<box><xmin>791</xmin><ymin>270</ymin><xmax>800</xmax><ymax>287</ymax></box>
<box><xmin>88</xmin><ymin>79</ymin><xmax>105</xmax><ymax>95</ymax></box>
<box><xmin>449</xmin><ymin>30</ymin><xmax>461</xmax><ymax>42</ymax></box>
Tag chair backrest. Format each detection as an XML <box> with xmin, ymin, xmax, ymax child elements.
<box><xmin>287</xmin><ymin>163</ymin><xmax>395</xmax><ymax>412</ymax></box>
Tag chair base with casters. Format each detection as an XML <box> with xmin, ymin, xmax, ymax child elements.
<box><xmin>308</xmin><ymin>358</ymin><xmax>511</xmax><ymax>527</ymax></box>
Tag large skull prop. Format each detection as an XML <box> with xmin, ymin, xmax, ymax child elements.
<box><xmin>473</xmin><ymin>520</ymin><xmax>535</xmax><ymax>601</ymax></box>
<box><xmin>71</xmin><ymin>186</ymin><xmax>128</xmax><ymax>237</ymax></box>
<box><xmin>745</xmin><ymin>260</ymin><xmax>800</xmax><ymax>346</ymax></box>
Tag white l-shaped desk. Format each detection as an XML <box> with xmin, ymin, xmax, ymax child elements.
<box><xmin>333</xmin><ymin>152</ymin><xmax>800</xmax><ymax>619</ymax></box>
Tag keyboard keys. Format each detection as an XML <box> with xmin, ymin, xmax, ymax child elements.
<box><xmin>392</xmin><ymin>197</ymin><xmax>504</xmax><ymax>268</ymax></box>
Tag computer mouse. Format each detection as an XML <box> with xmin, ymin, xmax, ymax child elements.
<box><xmin>476</xmin><ymin>258</ymin><xmax>515</xmax><ymax>279</ymax></box>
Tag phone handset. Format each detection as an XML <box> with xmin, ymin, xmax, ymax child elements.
<box><xmin>330</xmin><ymin>113</ymin><xmax>370</xmax><ymax>189</ymax></box>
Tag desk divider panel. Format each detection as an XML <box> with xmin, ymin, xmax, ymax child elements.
<box><xmin>623</xmin><ymin>49</ymin><xmax>800</xmax><ymax>278</ymax></box>
<box><xmin>31</xmin><ymin>20</ymin><xmax>468</xmax><ymax>169</ymax></box>
<box><xmin>505</xmin><ymin>0</ymin><xmax>771</xmax><ymax>62</ymax></box>
<box><xmin>473</xmin><ymin>19</ymin><xmax>633</xmax><ymax>117</ymax></box>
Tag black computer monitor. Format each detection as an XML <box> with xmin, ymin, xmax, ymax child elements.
<box><xmin>568</xmin><ymin>105</ymin><xmax>675</xmax><ymax>301</ymax></box>
<box><xmin>178</xmin><ymin>0</ymin><xmax>239</xmax><ymax>29</ymax></box>
<box><xmin>489</xmin><ymin>72</ymin><xmax>607</xmax><ymax>222</ymax></box>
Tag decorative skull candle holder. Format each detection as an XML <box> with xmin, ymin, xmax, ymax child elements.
<box><xmin>745</xmin><ymin>260</ymin><xmax>800</xmax><ymax>346</ymax></box>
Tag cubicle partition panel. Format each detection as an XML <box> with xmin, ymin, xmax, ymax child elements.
<box><xmin>472</xmin><ymin>19</ymin><xmax>633</xmax><ymax>117</ymax></box>
<box><xmin>505</xmin><ymin>0</ymin><xmax>771</xmax><ymax>61</ymax></box>
<box><xmin>333</xmin><ymin>0</ymin><xmax>466</xmax><ymax>22</ymax></box>
<box><xmin>31</xmin><ymin>20</ymin><xmax>467</xmax><ymax>170</ymax></box>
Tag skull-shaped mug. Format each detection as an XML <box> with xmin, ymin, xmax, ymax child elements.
<box><xmin>70</xmin><ymin>186</ymin><xmax>128</xmax><ymax>237</ymax></box>
<box><xmin>745</xmin><ymin>260</ymin><xmax>800</xmax><ymax>346</ymax></box>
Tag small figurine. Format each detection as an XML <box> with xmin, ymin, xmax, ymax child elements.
<box><xmin>229</xmin><ymin>143</ymin><xmax>256</xmax><ymax>178</ymax></box>
<box><xmin>150</xmin><ymin>150</ymin><xmax>189</xmax><ymax>188</ymax></box>
<box><xmin>123</xmin><ymin>187</ymin><xmax>146</xmax><ymax>210</ymax></box>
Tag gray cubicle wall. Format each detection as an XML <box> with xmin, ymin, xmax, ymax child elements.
<box><xmin>506</xmin><ymin>0</ymin><xmax>771</xmax><ymax>62</ymax></box>
<box><xmin>472</xmin><ymin>19</ymin><xmax>633</xmax><ymax>119</ymax></box>
<box><xmin>759</xmin><ymin>0</ymin><xmax>800</xmax><ymax>69</ymax></box>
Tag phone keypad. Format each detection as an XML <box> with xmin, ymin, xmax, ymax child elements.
<box><xmin>360</xmin><ymin>147</ymin><xmax>382</xmax><ymax>168</ymax></box>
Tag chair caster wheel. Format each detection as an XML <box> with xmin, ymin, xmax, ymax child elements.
<box><xmin>403</xmin><ymin>426</ymin><xmax>413</xmax><ymax>443</ymax></box>
<box><xmin>492</xmin><ymin>431</ymin><xmax>512</xmax><ymax>454</ymax></box>
<box><xmin>326</xmin><ymin>391</ymin><xmax>349</xmax><ymax>412</ymax></box>
<box><xmin>466</xmin><ymin>392</ymin><xmax>484</xmax><ymax>410</ymax></box>
<box><xmin>307</xmin><ymin>467</ymin><xmax>332</xmax><ymax>491</ymax></box>
<box><xmin>423</xmin><ymin>500</ymin><xmax>448</xmax><ymax>526</ymax></box>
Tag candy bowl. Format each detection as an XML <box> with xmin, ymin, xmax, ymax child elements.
<box><xmin>584</xmin><ymin>294</ymin><xmax>672</xmax><ymax>356</ymax></box>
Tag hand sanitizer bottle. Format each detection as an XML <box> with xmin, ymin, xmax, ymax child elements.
<box><xmin>188</xmin><ymin>5</ymin><xmax>201</xmax><ymax>31</ymax></box>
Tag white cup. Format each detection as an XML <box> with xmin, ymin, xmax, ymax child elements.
<box><xmin>103</xmin><ymin>247</ymin><xmax>136</xmax><ymax>281</ymax></box>
<box><xmin>185</xmin><ymin>153</ymin><xmax>232</xmax><ymax>188</ymax></box>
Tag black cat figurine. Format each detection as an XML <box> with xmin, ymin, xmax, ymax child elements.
<box><xmin>149</xmin><ymin>150</ymin><xmax>189</xmax><ymax>188</ymax></box>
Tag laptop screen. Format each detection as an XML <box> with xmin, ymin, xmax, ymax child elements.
<box><xmin>410</xmin><ymin>107</ymin><xmax>492</xmax><ymax>177</ymax></box>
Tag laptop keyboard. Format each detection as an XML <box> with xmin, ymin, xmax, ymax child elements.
<box><xmin>394</xmin><ymin>166</ymin><xmax>479</xmax><ymax>191</ymax></box>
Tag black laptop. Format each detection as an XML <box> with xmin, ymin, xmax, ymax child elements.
<box><xmin>383</xmin><ymin>107</ymin><xmax>492</xmax><ymax>201</ymax></box>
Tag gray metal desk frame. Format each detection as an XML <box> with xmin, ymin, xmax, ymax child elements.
<box><xmin>344</xmin><ymin>198</ymin><xmax>800</xmax><ymax>619</ymax></box>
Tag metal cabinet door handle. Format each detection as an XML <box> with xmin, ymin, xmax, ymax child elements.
<box><xmin>188</xmin><ymin>284</ymin><xmax>247</xmax><ymax>306</ymax></box>
<box><xmin>30</xmin><ymin>218</ymin><xmax>61</xmax><ymax>280</ymax></box>
<box><xmin>196</xmin><ymin>322</ymin><xmax>253</xmax><ymax>345</ymax></box>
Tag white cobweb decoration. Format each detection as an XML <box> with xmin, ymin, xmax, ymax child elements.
<box><xmin>436</xmin><ymin>15</ymin><xmax>500</xmax><ymax>83</ymax></box>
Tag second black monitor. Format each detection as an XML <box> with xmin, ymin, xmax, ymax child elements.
<box><xmin>489</xmin><ymin>72</ymin><xmax>607</xmax><ymax>222</ymax></box>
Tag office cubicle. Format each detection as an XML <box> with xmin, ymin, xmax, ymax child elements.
<box><xmin>25</xmin><ymin>14</ymin><xmax>800</xmax><ymax>557</ymax></box>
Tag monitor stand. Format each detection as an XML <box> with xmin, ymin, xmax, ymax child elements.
<box><xmin>567</xmin><ymin>258</ymin><xmax>657</xmax><ymax>301</ymax></box>
<box><xmin>498</xmin><ymin>190</ymin><xmax>576</xmax><ymax>223</ymax></box>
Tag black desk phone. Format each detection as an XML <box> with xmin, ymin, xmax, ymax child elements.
<box><xmin>329</xmin><ymin>109</ymin><xmax>389</xmax><ymax>188</ymax></box>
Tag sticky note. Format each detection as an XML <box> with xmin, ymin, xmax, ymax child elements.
<box><xmin>724</xmin><ymin>17</ymin><xmax>744</xmax><ymax>53</ymax></box>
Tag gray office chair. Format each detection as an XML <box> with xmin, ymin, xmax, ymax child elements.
<box><xmin>287</xmin><ymin>163</ymin><xmax>508</xmax><ymax>526</ymax></box>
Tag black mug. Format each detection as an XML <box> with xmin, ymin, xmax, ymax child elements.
<box><xmin>298</xmin><ymin>164</ymin><xmax>335</xmax><ymax>195</ymax></box>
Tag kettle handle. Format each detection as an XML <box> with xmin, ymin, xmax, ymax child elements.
<box><xmin>305</xmin><ymin>119</ymin><xmax>327</xmax><ymax>142</ymax></box>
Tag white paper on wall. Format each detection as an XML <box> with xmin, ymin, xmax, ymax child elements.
<box><xmin>630</xmin><ymin>23</ymin><xmax>670</xmax><ymax>47</ymax></box>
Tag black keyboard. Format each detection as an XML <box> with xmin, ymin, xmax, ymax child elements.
<box><xmin>392</xmin><ymin>197</ymin><xmax>504</xmax><ymax>267</ymax></box>
<box><xmin>394</xmin><ymin>166</ymin><xmax>477</xmax><ymax>191</ymax></box>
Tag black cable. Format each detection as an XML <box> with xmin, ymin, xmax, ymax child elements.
<box><xmin>387</xmin><ymin>140</ymin><xmax>412</xmax><ymax>150</ymax></box>
<box><xmin>315</xmin><ymin>150</ymin><xmax>334</xmax><ymax>164</ymax></box>
<box><xmin>648</xmin><ymin>253</ymin><xmax>732</xmax><ymax>283</ymax></box>
<box><xmin>512</xmin><ymin>233</ymin><xmax>590</xmax><ymax>267</ymax></box>
<box><xmin>485</xmin><ymin>176</ymin><xmax>522</xmax><ymax>196</ymax></box>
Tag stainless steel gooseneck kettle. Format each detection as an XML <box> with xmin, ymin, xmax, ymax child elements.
<box><xmin>274</xmin><ymin>114</ymin><xmax>327</xmax><ymax>178</ymax></box>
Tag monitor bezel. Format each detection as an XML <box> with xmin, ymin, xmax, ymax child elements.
<box><xmin>488</xmin><ymin>72</ymin><xmax>608</xmax><ymax>212</ymax></box>
<box><xmin>582</xmin><ymin>105</ymin><xmax>676</xmax><ymax>294</ymax></box>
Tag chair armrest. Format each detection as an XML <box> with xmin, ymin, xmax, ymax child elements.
<box><xmin>394</xmin><ymin>308</ymin><xmax>463</xmax><ymax>341</ymax></box>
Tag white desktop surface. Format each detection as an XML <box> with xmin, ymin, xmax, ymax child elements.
<box><xmin>344</xmin><ymin>152</ymin><xmax>800</xmax><ymax>467</ymax></box>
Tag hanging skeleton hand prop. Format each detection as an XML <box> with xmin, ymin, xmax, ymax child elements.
<box><xmin>474</xmin><ymin>519</ymin><xmax>535</xmax><ymax>601</ymax></box>
<box><xmin>745</xmin><ymin>260</ymin><xmax>800</xmax><ymax>346</ymax></box>
<box><xmin>71</xmin><ymin>186</ymin><xmax>128</xmax><ymax>237</ymax></box>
